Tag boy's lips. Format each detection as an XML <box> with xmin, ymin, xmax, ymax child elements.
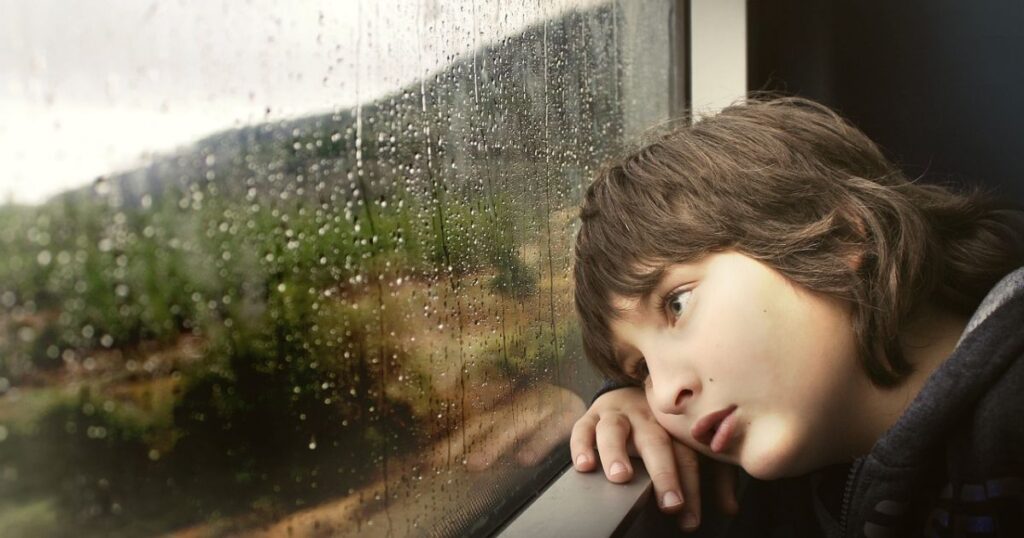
<box><xmin>691</xmin><ymin>405</ymin><xmax>738</xmax><ymax>451</ymax></box>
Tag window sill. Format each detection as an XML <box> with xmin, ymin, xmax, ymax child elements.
<box><xmin>496</xmin><ymin>458</ymin><xmax>653</xmax><ymax>537</ymax></box>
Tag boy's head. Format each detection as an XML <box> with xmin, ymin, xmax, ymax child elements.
<box><xmin>573</xmin><ymin>96</ymin><xmax>1024</xmax><ymax>477</ymax></box>
<box><xmin>578</xmin><ymin>96</ymin><xmax>962</xmax><ymax>388</ymax></box>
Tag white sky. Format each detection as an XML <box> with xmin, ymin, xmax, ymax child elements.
<box><xmin>0</xmin><ymin>0</ymin><xmax>600</xmax><ymax>205</ymax></box>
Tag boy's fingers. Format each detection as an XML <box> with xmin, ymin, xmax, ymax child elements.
<box><xmin>711</xmin><ymin>461</ymin><xmax>740</xmax><ymax>515</ymax></box>
<box><xmin>673</xmin><ymin>442</ymin><xmax>702</xmax><ymax>532</ymax></box>
<box><xmin>570</xmin><ymin>414</ymin><xmax>599</xmax><ymax>471</ymax></box>
<box><xmin>595</xmin><ymin>415</ymin><xmax>634</xmax><ymax>483</ymax></box>
<box><xmin>631</xmin><ymin>423</ymin><xmax>684</xmax><ymax>513</ymax></box>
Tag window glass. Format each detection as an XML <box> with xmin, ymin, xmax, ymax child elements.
<box><xmin>0</xmin><ymin>0</ymin><xmax>672</xmax><ymax>535</ymax></box>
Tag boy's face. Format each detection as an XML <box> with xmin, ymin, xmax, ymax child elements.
<box><xmin>608</xmin><ymin>251</ymin><xmax>864</xmax><ymax>479</ymax></box>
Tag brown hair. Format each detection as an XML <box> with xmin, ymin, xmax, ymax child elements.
<box><xmin>574</xmin><ymin>96</ymin><xmax>1024</xmax><ymax>387</ymax></box>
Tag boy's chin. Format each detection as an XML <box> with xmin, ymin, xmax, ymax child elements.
<box><xmin>738</xmin><ymin>431</ymin><xmax>808</xmax><ymax>480</ymax></box>
<box><xmin>742</xmin><ymin>459</ymin><xmax>791</xmax><ymax>481</ymax></box>
<box><xmin>740</xmin><ymin>454</ymin><xmax>790</xmax><ymax>481</ymax></box>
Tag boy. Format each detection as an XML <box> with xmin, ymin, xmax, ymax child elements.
<box><xmin>569</xmin><ymin>97</ymin><xmax>1024</xmax><ymax>536</ymax></box>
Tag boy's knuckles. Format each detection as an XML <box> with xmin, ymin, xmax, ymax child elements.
<box><xmin>571</xmin><ymin>417</ymin><xmax>598</xmax><ymax>437</ymax></box>
<box><xmin>617</xmin><ymin>406</ymin><xmax>652</xmax><ymax>420</ymax></box>
<box><xmin>568</xmin><ymin>436</ymin><xmax>590</xmax><ymax>452</ymax></box>
<box><xmin>633</xmin><ymin>429</ymin><xmax>670</xmax><ymax>447</ymax></box>
<box><xmin>597</xmin><ymin>414</ymin><xmax>632</xmax><ymax>431</ymax></box>
<box><xmin>647</xmin><ymin>468</ymin><xmax>679</xmax><ymax>485</ymax></box>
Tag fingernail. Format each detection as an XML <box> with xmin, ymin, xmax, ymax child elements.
<box><xmin>609</xmin><ymin>461</ymin><xmax>628</xmax><ymax>477</ymax></box>
<box><xmin>575</xmin><ymin>454</ymin><xmax>590</xmax><ymax>468</ymax></box>
<box><xmin>662</xmin><ymin>491</ymin><xmax>682</xmax><ymax>508</ymax></box>
<box><xmin>682</xmin><ymin>512</ymin><xmax>699</xmax><ymax>530</ymax></box>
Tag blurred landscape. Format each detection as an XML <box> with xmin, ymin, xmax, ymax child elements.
<box><xmin>0</xmin><ymin>6</ymin><xmax>620</xmax><ymax>536</ymax></box>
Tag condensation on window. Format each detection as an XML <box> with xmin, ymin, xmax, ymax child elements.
<box><xmin>0</xmin><ymin>0</ymin><xmax>672</xmax><ymax>535</ymax></box>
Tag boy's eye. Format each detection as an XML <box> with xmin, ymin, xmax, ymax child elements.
<box><xmin>665</xmin><ymin>289</ymin><xmax>693</xmax><ymax>320</ymax></box>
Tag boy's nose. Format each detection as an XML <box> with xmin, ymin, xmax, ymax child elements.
<box><xmin>649</xmin><ymin>369</ymin><xmax>700</xmax><ymax>416</ymax></box>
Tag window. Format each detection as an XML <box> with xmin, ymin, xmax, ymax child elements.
<box><xmin>0</xmin><ymin>1</ymin><xmax>674</xmax><ymax>535</ymax></box>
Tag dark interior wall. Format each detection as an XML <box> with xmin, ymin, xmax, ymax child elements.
<box><xmin>748</xmin><ymin>0</ymin><xmax>1024</xmax><ymax>202</ymax></box>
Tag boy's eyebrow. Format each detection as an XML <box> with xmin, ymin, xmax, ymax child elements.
<box><xmin>612</xmin><ymin>268</ymin><xmax>673</xmax><ymax>311</ymax></box>
<box><xmin>644</xmin><ymin>263</ymin><xmax>703</xmax><ymax>305</ymax></box>
<box><xmin>637</xmin><ymin>272</ymin><xmax>676</xmax><ymax>309</ymax></box>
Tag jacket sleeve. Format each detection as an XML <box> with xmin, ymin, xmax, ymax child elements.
<box><xmin>591</xmin><ymin>378</ymin><xmax>631</xmax><ymax>405</ymax></box>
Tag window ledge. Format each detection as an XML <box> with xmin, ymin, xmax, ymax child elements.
<box><xmin>496</xmin><ymin>458</ymin><xmax>653</xmax><ymax>538</ymax></box>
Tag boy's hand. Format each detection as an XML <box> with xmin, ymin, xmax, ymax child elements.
<box><xmin>569</xmin><ymin>386</ymin><xmax>739</xmax><ymax>532</ymax></box>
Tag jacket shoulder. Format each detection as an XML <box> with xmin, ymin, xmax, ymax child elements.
<box><xmin>954</xmin><ymin>295</ymin><xmax>1024</xmax><ymax>474</ymax></box>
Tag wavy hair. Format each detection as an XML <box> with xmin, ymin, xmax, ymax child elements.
<box><xmin>574</xmin><ymin>96</ymin><xmax>1024</xmax><ymax>386</ymax></box>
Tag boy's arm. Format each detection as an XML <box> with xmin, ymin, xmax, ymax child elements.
<box><xmin>570</xmin><ymin>384</ymin><xmax>739</xmax><ymax>533</ymax></box>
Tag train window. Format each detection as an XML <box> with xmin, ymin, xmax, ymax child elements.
<box><xmin>0</xmin><ymin>0</ymin><xmax>674</xmax><ymax>535</ymax></box>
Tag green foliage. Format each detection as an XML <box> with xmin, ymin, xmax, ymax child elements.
<box><xmin>0</xmin><ymin>16</ymin><xmax>612</xmax><ymax>528</ymax></box>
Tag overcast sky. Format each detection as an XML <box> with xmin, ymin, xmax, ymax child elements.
<box><xmin>0</xmin><ymin>0</ymin><xmax>599</xmax><ymax>204</ymax></box>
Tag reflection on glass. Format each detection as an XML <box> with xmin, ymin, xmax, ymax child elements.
<box><xmin>0</xmin><ymin>0</ymin><xmax>670</xmax><ymax>535</ymax></box>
